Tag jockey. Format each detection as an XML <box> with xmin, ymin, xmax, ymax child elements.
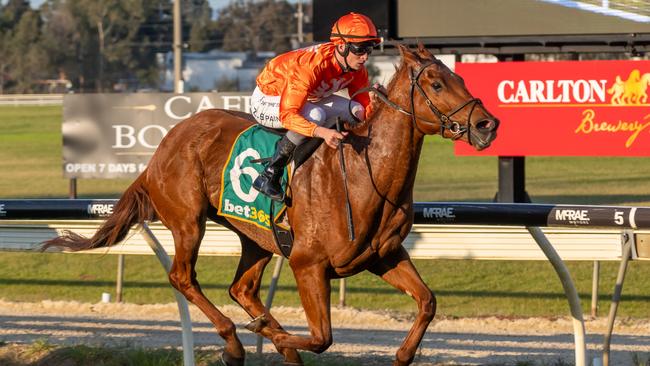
<box><xmin>250</xmin><ymin>12</ymin><xmax>381</xmax><ymax>201</ymax></box>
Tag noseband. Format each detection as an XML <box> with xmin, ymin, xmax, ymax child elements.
<box><xmin>351</xmin><ymin>61</ymin><xmax>483</xmax><ymax>140</ymax></box>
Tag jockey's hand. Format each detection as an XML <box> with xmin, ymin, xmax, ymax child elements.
<box><xmin>314</xmin><ymin>126</ymin><xmax>348</xmax><ymax>149</ymax></box>
<box><xmin>370</xmin><ymin>82</ymin><xmax>388</xmax><ymax>104</ymax></box>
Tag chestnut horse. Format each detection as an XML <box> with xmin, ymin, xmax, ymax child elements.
<box><xmin>43</xmin><ymin>45</ymin><xmax>498</xmax><ymax>366</ymax></box>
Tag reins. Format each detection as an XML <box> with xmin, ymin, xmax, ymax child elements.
<box><xmin>336</xmin><ymin>60</ymin><xmax>486</xmax><ymax>243</ymax></box>
<box><xmin>350</xmin><ymin>61</ymin><xmax>483</xmax><ymax>141</ymax></box>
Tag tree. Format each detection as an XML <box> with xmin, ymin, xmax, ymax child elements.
<box><xmin>215</xmin><ymin>0</ymin><xmax>296</xmax><ymax>54</ymax></box>
<box><xmin>2</xmin><ymin>8</ymin><xmax>49</xmax><ymax>93</ymax></box>
<box><xmin>70</xmin><ymin>0</ymin><xmax>149</xmax><ymax>91</ymax></box>
<box><xmin>0</xmin><ymin>0</ymin><xmax>219</xmax><ymax>93</ymax></box>
<box><xmin>183</xmin><ymin>0</ymin><xmax>219</xmax><ymax>52</ymax></box>
<box><xmin>39</xmin><ymin>1</ymin><xmax>83</xmax><ymax>91</ymax></box>
<box><xmin>0</xmin><ymin>30</ymin><xmax>10</xmax><ymax>93</ymax></box>
<box><xmin>0</xmin><ymin>0</ymin><xmax>30</xmax><ymax>29</ymax></box>
<box><xmin>40</xmin><ymin>0</ymin><xmax>175</xmax><ymax>92</ymax></box>
<box><xmin>0</xmin><ymin>0</ymin><xmax>32</xmax><ymax>93</ymax></box>
<box><xmin>255</xmin><ymin>1</ymin><xmax>296</xmax><ymax>52</ymax></box>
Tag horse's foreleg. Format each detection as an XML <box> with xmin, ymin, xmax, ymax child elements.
<box><xmin>369</xmin><ymin>247</ymin><xmax>436</xmax><ymax>366</ymax></box>
<box><xmin>229</xmin><ymin>237</ymin><xmax>303</xmax><ymax>365</ymax></box>
<box><xmin>167</xmin><ymin>223</ymin><xmax>245</xmax><ymax>366</ymax></box>
<box><xmin>271</xmin><ymin>264</ymin><xmax>333</xmax><ymax>354</ymax></box>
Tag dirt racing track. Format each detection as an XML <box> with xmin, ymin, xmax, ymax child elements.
<box><xmin>1</xmin><ymin>300</ymin><xmax>649</xmax><ymax>365</ymax></box>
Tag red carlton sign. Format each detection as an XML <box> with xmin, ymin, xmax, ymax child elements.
<box><xmin>454</xmin><ymin>60</ymin><xmax>650</xmax><ymax>156</ymax></box>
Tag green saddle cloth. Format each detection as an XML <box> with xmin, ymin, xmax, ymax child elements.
<box><xmin>217</xmin><ymin>125</ymin><xmax>288</xmax><ymax>230</ymax></box>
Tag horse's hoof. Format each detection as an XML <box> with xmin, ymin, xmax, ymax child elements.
<box><xmin>244</xmin><ymin>314</ymin><xmax>268</xmax><ymax>333</ymax></box>
<box><xmin>281</xmin><ymin>347</ymin><xmax>303</xmax><ymax>365</ymax></box>
<box><xmin>220</xmin><ymin>351</ymin><xmax>245</xmax><ymax>366</ymax></box>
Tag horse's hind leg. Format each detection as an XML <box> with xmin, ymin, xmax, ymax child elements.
<box><xmin>229</xmin><ymin>236</ymin><xmax>303</xmax><ymax>365</ymax></box>
<box><xmin>165</xmin><ymin>217</ymin><xmax>245</xmax><ymax>366</ymax></box>
<box><xmin>368</xmin><ymin>247</ymin><xmax>436</xmax><ymax>366</ymax></box>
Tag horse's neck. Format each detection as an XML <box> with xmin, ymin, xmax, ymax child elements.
<box><xmin>364</xmin><ymin>106</ymin><xmax>424</xmax><ymax>202</ymax></box>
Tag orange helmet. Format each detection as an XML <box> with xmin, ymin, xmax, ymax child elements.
<box><xmin>330</xmin><ymin>12</ymin><xmax>381</xmax><ymax>45</ymax></box>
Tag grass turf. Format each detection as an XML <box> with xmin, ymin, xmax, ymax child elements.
<box><xmin>2</xmin><ymin>252</ymin><xmax>650</xmax><ymax>318</ymax></box>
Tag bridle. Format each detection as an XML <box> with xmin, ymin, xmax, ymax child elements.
<box><xmin>409</xmin><ymin>62</ymin><xmax>483</xmax><ymax>139</ymax></box>
<box><xmin>351</xmin><ymin>61</ymin><xmax>483</xmax><ymax>141</ymax></box>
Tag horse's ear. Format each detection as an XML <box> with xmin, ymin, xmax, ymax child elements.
<box><xmin>397</xmin><ymin>44</ymin><xmax>411</xmax><ymax>57</ymax></box>
<box><xmin>416</xmin><ymin>43</ymin><xmax>435</xmax><ymax>61</ymax></box>
<box><xmin>398</xmin><ymin>44</ymin><xmax>419</xmax><ymax>65</ymax></box>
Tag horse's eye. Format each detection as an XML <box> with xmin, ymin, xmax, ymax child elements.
<box><xmin>432</xmin><ymin>81</ymin><xmax>443</xmax><ymax>92</ymax></box>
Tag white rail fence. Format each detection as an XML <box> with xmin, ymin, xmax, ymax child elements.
<box><xmin>1</xmin><ymin>199</ymin><xmax>649</xmax><ymax>366</ymax></box>
<box><xmin>0</xmin><ymin>94</ymin><xmax>64</xmax><ymax>106</ymax></box>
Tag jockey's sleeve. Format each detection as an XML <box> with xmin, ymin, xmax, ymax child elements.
<box><xmin>347</xmin><ymin>67</ymin><xmax>373</xmax><ymax>120</ymax></box>
<box><xmin>279</xmin><ymin>70</ymin><xmax>319</xmax><ymax>137</ymax></box>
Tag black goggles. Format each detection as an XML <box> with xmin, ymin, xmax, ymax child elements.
<box><xmin>348</xmin><ymin>41</ymin><xmax>376</xmax><ymax>56</ymax></box>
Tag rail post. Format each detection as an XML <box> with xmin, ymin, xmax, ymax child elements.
<box><xmin>602</xmin><ymin>230</ymin><xmax>634</xmax><ymax>366</ymax></box>
<box><xmin>140</xmin><ymin>222</ymin><xmax>195</xmax><ymax>366</ymax></box>
<box><xmin>591</xmin><ymin>261</ymin><xmax>600</xmax><ymax>317</ymax></box>
<box><xmin>257</xmin><ymin>255</ymin><xmax>285</xmax><ymax>355</ymax></box>
<box><xmin>339</xmin><ymin>278</ymin><xmax>347</xmax><ymax>307</ymax></box>
<box><xmin>116</xmin><ymin>254</ymin><xmax>125</xmax><ymax>302</ymax></box>
<box><xmin>527</xmin><ymin>226</ymin><xmax>586</xmax><ymax>366</ymax></box>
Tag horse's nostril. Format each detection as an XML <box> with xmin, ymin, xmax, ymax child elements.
<box><xmin>475</xmin><ymin>118</ymin><xmax>498</xmax><ymax>131</ymax></box>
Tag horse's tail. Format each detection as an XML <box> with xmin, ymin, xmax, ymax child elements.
<box><xmin>41</xmin><ymin>176</ymin><xmax>156</xmax><ymax>252</ymax></box>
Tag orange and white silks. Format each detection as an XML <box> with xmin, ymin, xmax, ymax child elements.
<box><xmin>256</xmin><ymin>42</ymin><xmax>372</xmax><ymax>137</ymax></box>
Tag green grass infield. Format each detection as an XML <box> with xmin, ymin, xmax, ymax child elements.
<box><xmin>2</xmin><ymin>252</ymin><xmax>650</xmax><ymax>318</ymax></box>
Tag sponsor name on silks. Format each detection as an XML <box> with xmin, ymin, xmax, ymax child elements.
<box><xmin>422</xmin><ymin>207</ymin><xmax>456</xmax><ymax>220</ymax></box>
<box><xmin>555</xmin><ymin>209</ymin><xmax>590</xmax><ymax>224</ymax></box>
<box><xmin>222</xmin><ymin>199</ymin><xmax>271</xmax><ymax>227</ymax></box>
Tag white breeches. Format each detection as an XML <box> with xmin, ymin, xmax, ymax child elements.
<box><xmin>250</xmin><ymin>86</ymin><xmax>364</xmax><ymax>145</ymax></box>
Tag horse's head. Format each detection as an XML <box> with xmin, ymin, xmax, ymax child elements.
<box><xmin>388</xmin><ymin>44</ymin><xmax>499</xmax><ymax>150</ymax></box>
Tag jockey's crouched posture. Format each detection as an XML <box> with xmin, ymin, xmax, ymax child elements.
<box><xmin>250</xmin><ymin>12</ymin><xmax>381</xmax><ymax>201</ymax></box>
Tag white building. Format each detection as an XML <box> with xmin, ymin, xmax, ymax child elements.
<box><xmin>161</xmin><ymin>50</ymin><xmax>275</xmax><ymax>92</ymax></box>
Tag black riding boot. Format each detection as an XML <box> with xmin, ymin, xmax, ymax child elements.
<box><xmin>253</xmin><ymin>136</ymin><xmax>296</xmax><ymax>201</ymax></box>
